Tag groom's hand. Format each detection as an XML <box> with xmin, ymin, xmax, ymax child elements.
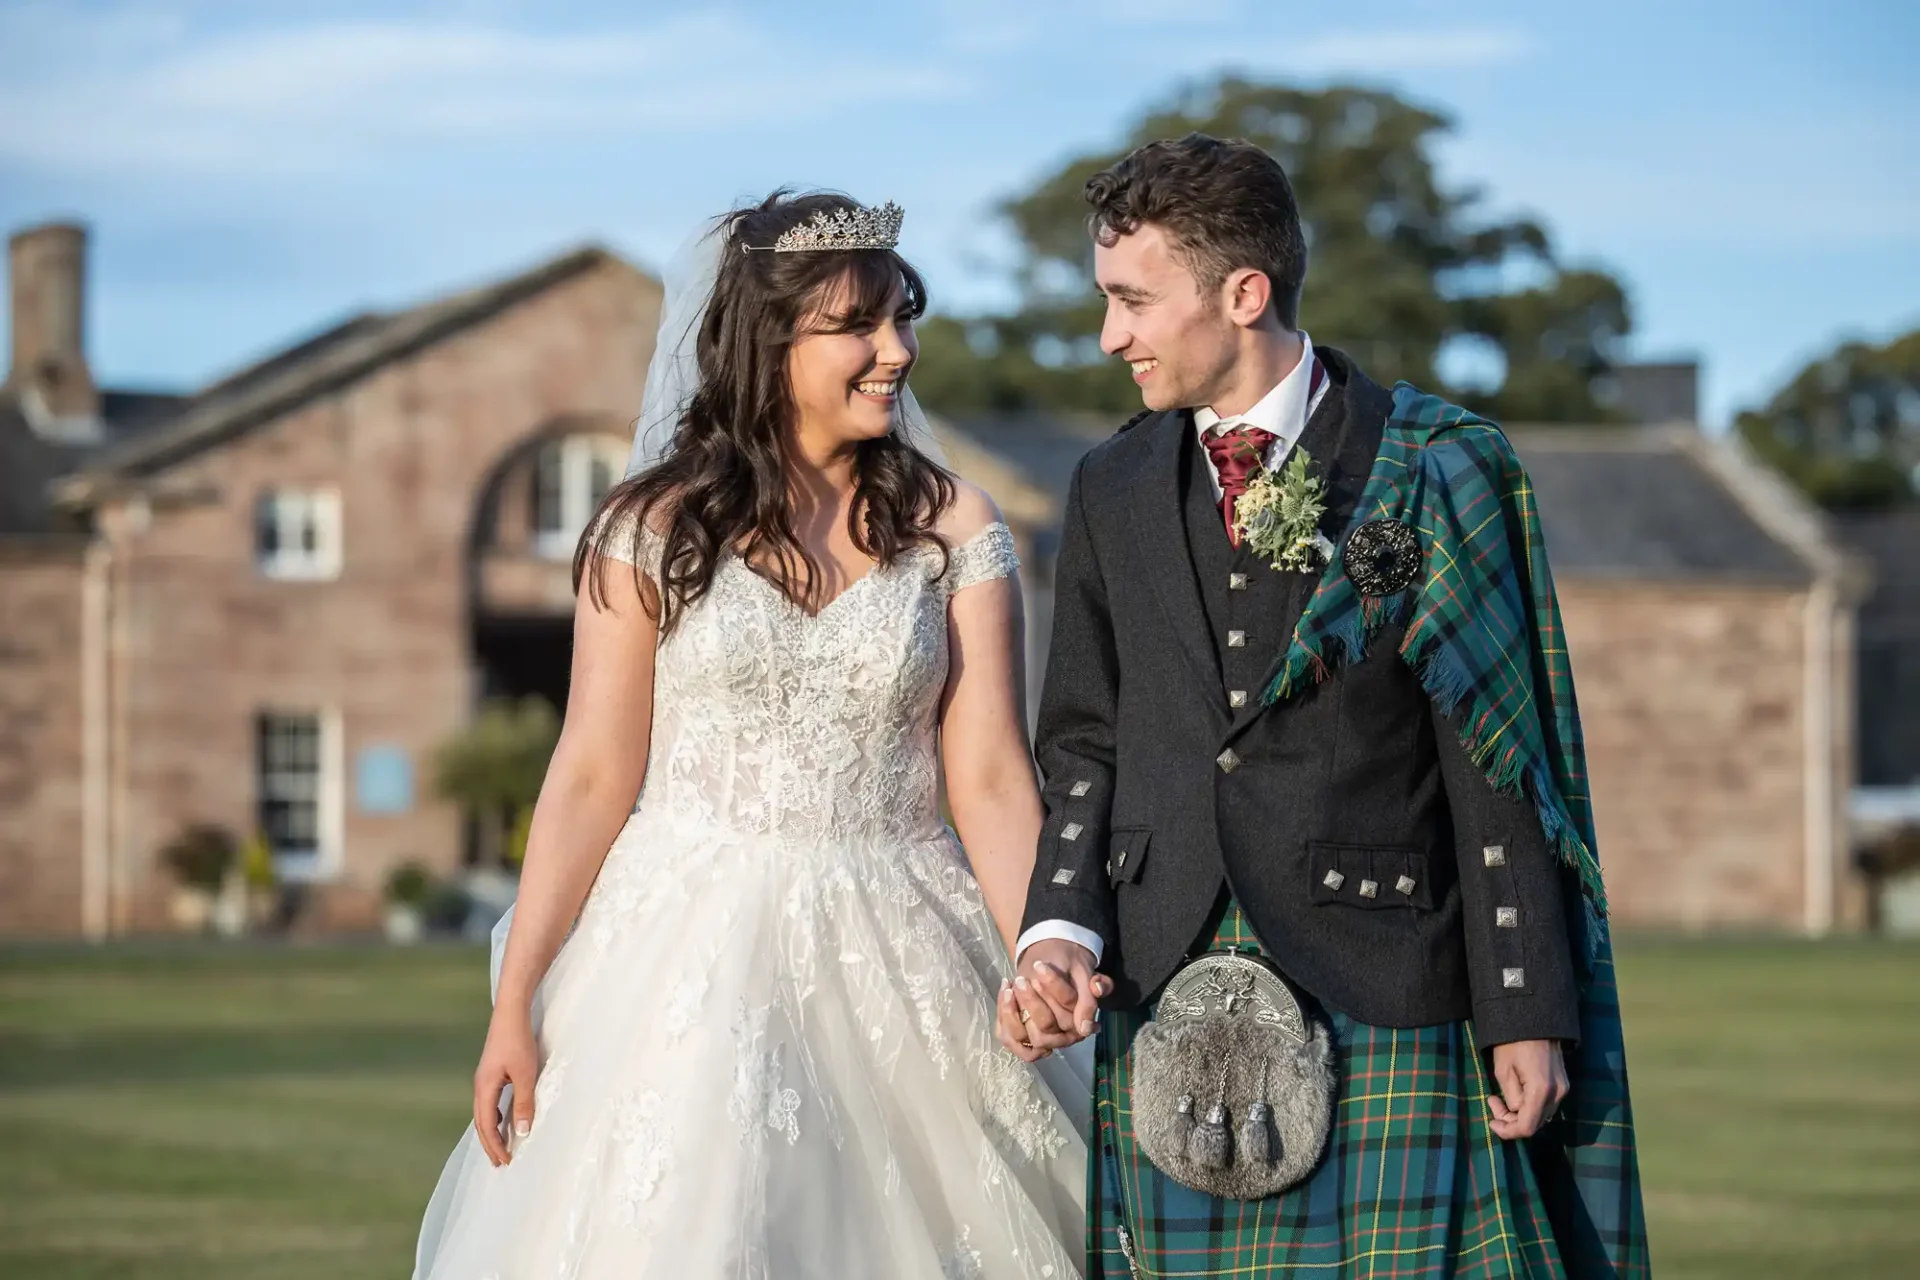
<box><xmin>1488</xmin><ymin>1039</ymin><xmax>1569</xmax><ymax>1140</ymax></box>
<box><xmin>996</xmin><ymin>939</ymin><xmax>1108</xmax><ymax>1061</ymax></box>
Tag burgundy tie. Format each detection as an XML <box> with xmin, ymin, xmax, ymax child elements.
<box><xmin>1204</xmin><ymin>426</ymin><xmax>1278</xmax><ymax>547</ymax></box>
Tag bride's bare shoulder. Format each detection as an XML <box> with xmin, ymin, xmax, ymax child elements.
<box><xmin>934</xmin><ymin>478</ymin><xmax>1007</xmax><ymax>546</ymax></box>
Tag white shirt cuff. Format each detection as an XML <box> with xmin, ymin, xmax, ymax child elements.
<box><xmin>1014</xmin><ymin>920</ymin><xmax>1105</xmax><ymax>967</ymax></box>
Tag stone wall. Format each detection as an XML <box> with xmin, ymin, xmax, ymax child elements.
<box><xmin>1560</xmin><ymin>578</ymin><xmax>1851</xmax><ymax>930</ymax></box>
<box><xmin>0</xmin><ymin>546</ymin><xmax>86</xmax><ymax>933</ymax></box>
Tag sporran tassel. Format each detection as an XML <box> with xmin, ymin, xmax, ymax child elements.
<box><xmin>1189</xmin><ymin>1099</ymin><xmax>1232</xmax><ymax>1168</ymax></box>
<box><xmin>1240</xmin><ymin>1054</ymin><xmax>1276</xmax><ymax>1166</ymax></box>
<box><xmin>1170</xmin><ymin>1093</ymin><xmax>1196</xmax><ymax>1148</ymax></box>
<box><xmin>1239</xmin><ymin>1100</ymin><xmax>1274</xmax><ymax>1166</ymax></box>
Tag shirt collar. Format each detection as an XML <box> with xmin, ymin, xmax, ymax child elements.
<box><xmin>1193</xmin><ymin>332</ymin><xmax>1317</xmax><ymax>444</ymax></box>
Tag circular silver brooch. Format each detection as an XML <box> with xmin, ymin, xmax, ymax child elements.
<box><xmin>1343</xmin><ymin>520</ymin><xmax>1422</xmax><ymax>596</ymax></box>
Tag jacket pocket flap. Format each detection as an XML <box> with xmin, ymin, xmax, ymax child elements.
<box><xmin>1109</xmin><ymin>828</ymin><xmax>1151</xmax><ymax>887</ymax></box>
<box><xmin>1307</xmin><ymin>840</ymin><xmax>1432</xmax><ymax>910</ymax></box>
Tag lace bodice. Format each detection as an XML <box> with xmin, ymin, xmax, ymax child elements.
<box><xmin>605</xmin><ymin>520</ymin><xmax>1021</xmax><ymax>845</ymax></box>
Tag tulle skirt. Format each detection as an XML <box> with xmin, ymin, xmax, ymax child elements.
<box><xmin>414</xmin><ymin>805</ymin><xmax>1090</xmax><ymax>1279</ymax></box>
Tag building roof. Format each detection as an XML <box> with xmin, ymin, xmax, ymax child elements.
<box><xmin>51</xmin><ymin>245</ymin><xmax>632</xmax><ymax>506</ymax></box>
<box><xmin>0</xmin><ymin>388</ymin><xmax>188</xmax><ymax>538</ymax></box>
<box><xmin>0</xmin><ymin>399</ymin><xmax>79</xmax><ymax>537</ymax></box>
<box><xmin>942</xmin><ymin>411</ymin><xmax>1115</xmax><ymax>505</ymax></box>
<box><xmin>1513</xmin><ymin>427</ymin><xmax>1817</xmax><ymax>585</ymax></box>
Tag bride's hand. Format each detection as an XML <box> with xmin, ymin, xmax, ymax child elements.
<box><xmin>472</xmin><ymin>1008</ymin><xmax>540</xmax><ymax>1167</ymax></box>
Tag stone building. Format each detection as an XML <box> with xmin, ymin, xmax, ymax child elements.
<box><xmin>1</xmin><ymin>223</ymin><xmax>662</xmax><ymax>935</ymax></box>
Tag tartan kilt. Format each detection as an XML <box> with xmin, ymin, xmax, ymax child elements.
<box><xmin>1090</xmin><ymin>898</ymin><xmax>1575</xmax><ymax>1279</ymax></box>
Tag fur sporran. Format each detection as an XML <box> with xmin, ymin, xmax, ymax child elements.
<box><xmin>1130</xmin><ymin>950</ymin><xmax>1336</xmax><ymax>1199</ymax></box>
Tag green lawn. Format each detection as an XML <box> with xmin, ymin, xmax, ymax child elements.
<box><xmin>1</xmin><ymin>937</ymin><xmax>1916</xmax><ymax>1279</ymax></box>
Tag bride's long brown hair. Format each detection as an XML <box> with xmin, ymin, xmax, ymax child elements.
<box><xmin>575</xmin><ymin>191</ymin><xmax>955</xmax><ymax>632</ymax></box>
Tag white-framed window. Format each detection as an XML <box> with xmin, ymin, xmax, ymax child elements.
<box><xmin>256</xmin><ymin>710</ymin><xmax>343</xmax><ymax>881</ymax></box>
<box><xmin>533</xmin><ymin>436</ymin><xmax>626</xmax><ymax>558</ymax></box>
<box><xmin>256</xmin><ymin>488</ymin><xmax>342</xmax><ymax>580</ymax></box>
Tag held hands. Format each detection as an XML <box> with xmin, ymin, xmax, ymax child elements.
<box><xmin>994</xmin><ymin>938</ymin><xmax>1110</xmax><ymax>1063</ymax></box>
<box><xmin>1488</xmin><ymin>1038</ymin><xmax>1569</xmax><ymax>1140</ymax></box>
<box><xmin>472</xmin><ymin>1007</ymin><xmax>540</xmax><ymax>1167</ymax></box>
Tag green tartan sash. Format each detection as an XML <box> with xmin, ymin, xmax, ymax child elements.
<box><xmin>1244</xmin><ymin>385</ymin><xmax>1648</xmax><ymax>1274</ymax></box>
<box><xmin>1263</xmin><ymin>385</ymin><xmax>1605</xmax><ymax>953</ymax></box>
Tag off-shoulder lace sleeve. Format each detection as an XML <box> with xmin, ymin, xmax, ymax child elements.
<box><xmin>944</xmin><ymin>522</ymin><xmax>1020</xmax><ymax>592</ymax></box>
<box><xmin>589</xmin><ymin>506</ymin><xmax>663</xmax><ymax>579</ymax></box>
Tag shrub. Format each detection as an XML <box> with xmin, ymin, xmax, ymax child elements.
<box><xmin>160</xmin><ymin>824</ymin><xmax>238</xmax><ymax>893</ymax></box>
<box><xmin>384</xmin><ymin>860</ymin><xmax>433</xmax><ymax>908</ymax></box>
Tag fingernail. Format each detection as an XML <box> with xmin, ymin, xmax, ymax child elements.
<box><xmin>1015</xmin><ymin>976</ymin><xmax>1030</xmax><ymax>991</ymax></box>
<box><xmin>1079</xmin><ymin>1020</ymin><xmax>1095</xmax><ymax>1035</ymax></box>
<box><xmin>514</xmin><ymin>1119</ymin><xmax>531</xmax><ymax>1137</ymax></box>
<box><xmin>1034</xmin><ymin>961</ymin><xmax>1056</xmax><ymax>975</ymax></box>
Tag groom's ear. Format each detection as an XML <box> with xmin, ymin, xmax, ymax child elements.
<box><xmin>1222</xmin><ymin>267</ymin><xmax>1275</xmax><ymax>330</ymax></box>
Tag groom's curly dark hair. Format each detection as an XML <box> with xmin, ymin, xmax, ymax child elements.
<box><xmin>1085</xmin><ymin>133</ymin><xmax>1308</xmax><ymax>327</ymax></box>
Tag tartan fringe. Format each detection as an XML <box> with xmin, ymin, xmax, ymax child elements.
<box><xmin>1412</xmin><ymin>637</ymin><xmax>1611</xmax><ymax>973</ymax></box>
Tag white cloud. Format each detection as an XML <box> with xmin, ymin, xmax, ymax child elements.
<box><xmin>0</xmin><ymin>6</ymin><xmax>971</xmax><ymax>179</ymax></box>
<box><xmin>1250</xmin><ymin>25</ymin><xmax>1540</xmax><ymax>75</ymax></box>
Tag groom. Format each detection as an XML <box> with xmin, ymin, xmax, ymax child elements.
<box><xmin>996</xmin><ymin>135</ymin><xmax>1648</xmax><ymax>1275</ymax></box>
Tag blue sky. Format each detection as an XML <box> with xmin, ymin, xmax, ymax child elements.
<box><xmin>1</xmin><ymin>0</ymin><xmax>1914</xmax><ymax>427</ymax></box>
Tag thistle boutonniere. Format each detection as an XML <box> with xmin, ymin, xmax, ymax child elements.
<box><xmin>1233</xmin><ymin>447</ymin><xmax>1336</xmax><ymax>574</ymax></box>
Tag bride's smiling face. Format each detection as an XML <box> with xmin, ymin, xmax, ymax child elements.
<box><xmin>786</xmin><ymin>273</ymin><xmax>919</xmax><ymax>450</ymax></box>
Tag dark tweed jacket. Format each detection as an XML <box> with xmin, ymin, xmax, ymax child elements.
<box><xmin>1018</xmin><ymin>348</ymin><xmax>1581</xmax><ymax>1046</ymax></box>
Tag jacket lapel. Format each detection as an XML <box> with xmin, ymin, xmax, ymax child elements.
<box><xmin>1228</xmin><ymin>349</ymin><xmax>1393</xmax><ymax>737</ymax></box>
<box><xmin>1127</xmin><ymin>409</ymin><xmax>1226</xmax><ymax>699</ymax></box>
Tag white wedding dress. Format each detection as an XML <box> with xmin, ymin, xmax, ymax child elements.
<box><xmin>414</xmin><ymin>520</ymin><xmax>1088</xmax><ymax>1279</ymax></box>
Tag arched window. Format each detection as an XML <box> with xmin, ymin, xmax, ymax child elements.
<box><xmin>532</xmin><ymin>435</ymin><xmax>626</xmax><ymax>558</ymax></box>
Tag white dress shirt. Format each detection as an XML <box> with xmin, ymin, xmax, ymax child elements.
<box><xmin>1014</xmin><ymin>334</ymin><xmax>1329</xmax><ymax>968</ymax></box>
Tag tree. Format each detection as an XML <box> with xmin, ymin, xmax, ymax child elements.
<box><xmin>1736</xmin><ymin>329</ymin><xmax>1920</xmax><ymax>511</ymax></box>
<box><xmin>911</xmin><ymin>77</ymin><xmax>1633</xmax><ymax>423</ymax></box>
<box><xmin>433</xmin><ymin>697</ymin><xmax>561</xmax><ymax>868</ymax></box>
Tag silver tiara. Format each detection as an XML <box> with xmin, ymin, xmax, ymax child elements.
<box><xmin>749</xmin><ymin>201</ymin><xmax>905</xmax><ymax>253</ymax></box>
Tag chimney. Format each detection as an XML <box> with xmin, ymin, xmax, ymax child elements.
<box><xmin>7</xmin><ymin>222</ymin><xmax>100</xmax><ymax>424</ymax></box>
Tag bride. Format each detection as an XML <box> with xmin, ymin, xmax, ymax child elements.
<box><xmin>412</xmin><ymin>191</ymin><xmax>1090</xmax><ymax>1278</ymax></box>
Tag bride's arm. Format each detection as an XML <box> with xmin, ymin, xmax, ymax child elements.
<box><xmin>937</xmin><ymin>494</ymin><xmax>1044</xmax><ymax>961</ymax></box>
<box><xmin>492</xmin><ymin>562</ymin><xmax>659</xmax><ymax>1016</ymax></box>
<box><xmin>471</xmin><ymin>547</ymin><xmax>658</xmax><ymax>1166</ymax></box>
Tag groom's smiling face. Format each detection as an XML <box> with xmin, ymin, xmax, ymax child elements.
<box><xmin>1094</xmin><ymin>222</ymin><xmax>1237</xmax><ymax>413</ymax></box>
